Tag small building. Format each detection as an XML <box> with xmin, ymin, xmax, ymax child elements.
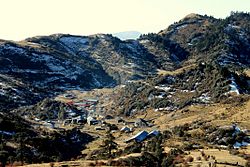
<box><xmin>87</xmin><ymin>116</ymin><xmax>98</xmax><ymax>125</ymax></box>
<box><xmin>64</xmin><ymin>93</ymin><xmax>75</xmax><ymax>99</ymax></box>
<box><xmin>43</xmin><ymin>122</ymin><xmax>55</xmax><ymax>129</ymax></box>
<box><xmin>125</xmin><ymin>131</ymin><xmax>149</xmax><ymax>143</ymax></box>
<box><xmin>72</xmin><ymin>116</ymin><xmax>86</xmax><ymax>124</ymax></box>
<box><xmin>84</xmin><ymin>98</ymin><xmax>98</xmax><ymax>104</ymax></box>
<box><xmin>120</xmin><ymin>126</ymin><xmax>133</xmax><ymax>133</ymax></box>
<box><xmin>147</xmin><ymin>130</ymin><xmax>160</xmax><ymax>138</ymax></box>
<box><xmin>121</xmin><ymin>126</ymin><xmax>130</xmax><ymax>132</ymax></box>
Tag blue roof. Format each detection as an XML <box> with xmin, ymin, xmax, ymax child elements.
<box><xmin>133</xmin><ymin>131</ymin><xmax>149</xmax><ymax>142</ymax></box>
<box><xmin>125</xmin><ymin>130</ymin><xmax>160</xmax><ymax>143</ymax></box>
<box><xmin>148</xmin><ymin>130</ymin><xmax>159</xmax><ymax>137</ymax></box>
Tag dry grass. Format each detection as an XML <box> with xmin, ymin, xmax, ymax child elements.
<box><xmin>23</xmin><ymin>160</ymin><xmax>108</xmax><ymax>167</ymax></box>
<box><xmin>17</xmin><ymin>41</ymin><xmax>43</xmax><ymax>49</ymax></box>
<box><xmin>244</xmin><ymin>69</ymin><xmax>250</xmax><ymax>77</ymax></box>
<box><xmin>184</xmin><ymin>149</ymin><xmax>247</xmax><ymax>167</ymax></box>
<box><xmin>157</xmin><ymin>64</ymin><xmax>197</xmax><ymax>76</ymax></box>
<box><xmin>32</xmin><ymin>87</ymin><xmax>250</xmax><ymax>167</ymax></box>
<box><xmin>153</xmin><ymin>97</ymin><xmax>250</xmax><ymax>129</ymax></box>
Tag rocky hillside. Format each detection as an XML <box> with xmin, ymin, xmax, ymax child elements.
<box><xmin>106</xmin><ymin>12</ymin><xmax>250</xmax><ymax>116</ymax></box>
<box><xmin>112</xmin><ymin>62</ymin><xmax>250</xmax><ymax>116</ymax></box>
<box><xmin>0</xmin><ymin>12</ymin><xmax>249</xmax><ymax>112</ymax></box>
<box><xmin>0</xmin><ymin>12</ymin><xmax>250</xmax><ymax>166</ymax></box>
<box><xmin>0</xmin><ymin>35</ymin><xmax>151</xmax><ymax>111</ymax></box>
<box><xmin>0</xmin><ymin>112</ymin><xmax>93</xmax><ymax>163</ymax></box>
<box><xmin>140</xmin><ymin>12</ymin><xmax>250</xmax><ymax>70</ymax></box>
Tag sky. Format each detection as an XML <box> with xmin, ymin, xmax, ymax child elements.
<box><xmin>0</xmin><ymin>0</ymin><xmax>249</xmax><ymax>41</ymax></box>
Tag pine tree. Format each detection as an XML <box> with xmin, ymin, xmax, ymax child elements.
<box><xmin>154</xmin><ymin>135</ymin><xmax>164</xmax><ymax>164</ymax></box>
<box><xmin>58</xmin><ymin>109</ymin><xmax>66</xmax><ymax>121</ymax></box>
<box><xmin>0</xmin><ymin>136</ymin><xmax>8</xmax><ymax>167</ymax></box>
<box><xmin>0</xmin><ymin>150</ymin><xmax>8</xmax><ymax>167</ymax></box>
<box><xmin>101</xmin><ymin>129</ymin><xmax>118</xmax><ymax>158</ymax></box>
<box><xmin>15</xmin><ymin>132</ymin><xmax>27</xmax><ymax>166</ymax></box>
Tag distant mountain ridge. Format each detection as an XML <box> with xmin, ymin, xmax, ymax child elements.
<box><xmin>0</xmin><ymin>12</ymin><xmax>250</xmax><ymax>166</ymax></box>
<box><xmin>0</xmin><ymin>12</ymin><xmax>249</xmax><ymax>111</ymax></box>
<box><xmin>113</xmin><ymin>31</ymin><xmax>142</xmax><ymax>40</ymax></box>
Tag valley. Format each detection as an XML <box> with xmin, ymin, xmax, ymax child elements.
<box><xmin>0</xmin><ymin>12</ymin><xmax>250</xmax><ymax>166</ymax></box>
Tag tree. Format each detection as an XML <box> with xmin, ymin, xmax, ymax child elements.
<box><xmin>101</xmin><ymin>129</ymin><xmax>118</xmax><ymax>158</ymax></box>
<box><xmin>0</xmin><ymin>136</ymin><xmax>8</xmax><ymax>167</ymax></box>
<box><xmin>0</xmin><ymin>150</ymin><xmax>8</xmax><ymax>167</ymax></box>
<box><xmin>58</xmin><ymin>110</ymin><xmax>66</xmax><ymax>121</ymax></box>
<box><xmin>146</xmin><ymin>134</ymin><xmax>164</xmax><ymax>166</ymax></box>
<box><xmin>15</xmin><ymin>132</ymin><xmax>27</xmax><ymax>165</ymax></box>
<box><xmin>154</xmin><ymin>135</ymin><xmax>164</xmax><ymax>164</ymax></box>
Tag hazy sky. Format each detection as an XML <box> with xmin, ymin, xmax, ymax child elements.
<box><xmin>0</xmin><ymin>0</ymin><xmax>249</xmax><ymax>41</ymax></box>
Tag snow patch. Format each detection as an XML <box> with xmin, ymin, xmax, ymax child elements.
<box><xmin>31</xmin><ymin>53</ymin><xmax>83</xmax><ymax>80</ymax></box>
<box><xmin>225</xmin><ymin>77</ymin><xmax>240</xmax><ymax>95</ymax></box>
<box><xmin>175</xmin><ymin>24</ymin><xmax>188</xmax><ymax>30</ymax></box>
<box><xmin>60</xmin><ymin>37</ymin><xmax>88</xmax><ymax>46</ymax></box>
<box><xmin>0</xmin><ymin>130</ymin><xmax>15</xmax><ymax>136</ymax></box>
<box><xmin>197</xmin><ymin>93</ymin><xmax>211</xmax><ymax>103</ymax></box>
<box><xmin>155</xmin><ymin>85</ymin><xmax>171</xmax><ymax>92</ymax></box>
<box><xmin>59</xmin><ymin>36</ymin><xmax>89</xmax><ymax>53</ymax></box>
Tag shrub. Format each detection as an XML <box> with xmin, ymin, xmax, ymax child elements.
<box><xmin>246</xmin><ymin>160</ymin><xmax>250</xmax><ymax>167</ymax></box>
<box><xmin>173</xmin><ymin>155</ymin><xmax>185</xmax><ymax>164</ymax></box>
<box><xmin>49</xmin><ymin>162</ymin><xmax>54</xmax><ymax>167</ymax></box>
<box><xmin>123</xmin><ymin>142</ymin><xmax>142</xmax><ymax>154</ymax></box>
<box><xmin>186</xmin><ymin>156</ymin><xmax>194</xmax><ymax>162</ymax></box>
<box><xmin>200</xmin><ymin>150</ymin><xmax>205</xmax><ymax>157</ymax></box>
<box><xmin>229</xmin><ymin>149</ymin><xmax>239</xmax><ymax>155</ymax></box>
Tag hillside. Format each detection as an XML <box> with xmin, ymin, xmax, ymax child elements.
<box><xmin>0</xmin><ymin>12</ymin><xmax>250</xmax><ymax>166</ymax></box>
<box><xmin>1</xmin><ymin>12</ymin><xmax>249</xmax><ymax>112</ymax></box>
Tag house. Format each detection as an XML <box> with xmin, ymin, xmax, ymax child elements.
<box><xmin>43</xmin><ymin>122</ymin><xmax>55</xmax><ymax>129</ymax></box>
<box><xmin>121</xmin><ymin>126</ymin><xmax>130</xmax><ymax>132</ymax></box>
<box><xmin>64</xmin><ymin>93</ymin><xmax>74</xmax><ymax>99</ymax></box>
<box><xmin>72</xmin><ymin>116</ymin><xmax>86</xmax><ymax>124</ymax></box>
<box><xmin>87</xmin><ymin>116</ymin><xmax>98</xmax><ymax>125</ymax></box>
<box><xmin>125</xmin><ymin>130</ymin><xmax>161</xmax><ymax>143</ymax></box>
<box><xmin>125</xmin><ymin>131</ymin><xmax>149</xmax><ymax>143</ymax></box>
<box><xmin>120</xmin><ymin>126</ymin><xmax>133</xmax><ymax>133</ymax></box>
<box><xmin>84</xmin><ymin>98</ymin><xmax>98</xmax><ymax>104</ymax></box>
<box><xmin>147</xmin><ymin>130</ymin><xmax>160</xmax><ymax>138</ymax></box>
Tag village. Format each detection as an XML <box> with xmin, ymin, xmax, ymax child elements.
<box><xmin>23</xmin><ymin>89</ymin><xmax>161</xmax><ymax>147</ymax></box>
<box><xmin>16</xmin><ymin>87</ymin><xmax>249</xmax><ymax>166</ymax></box>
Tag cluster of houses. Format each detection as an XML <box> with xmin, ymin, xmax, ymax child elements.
<box><xmin>62</xmin><ymin>97</ymin><xmax>99</xmax><ymax>126</ymax></box>
<box><xmin>66</xmin><ymin>97</ymin><xmax>98</xmax><ymax>112</ymax></box>
<box><xmin>36</xmin><ymin>93</ymin><xmax>161</xmax><ymax>144</ymax></box>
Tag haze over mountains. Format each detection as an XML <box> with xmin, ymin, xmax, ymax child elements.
<box><xmin>113</xmin><ymin>31</ymin><xmax>142</xmax><ymax>40</ymax></box>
